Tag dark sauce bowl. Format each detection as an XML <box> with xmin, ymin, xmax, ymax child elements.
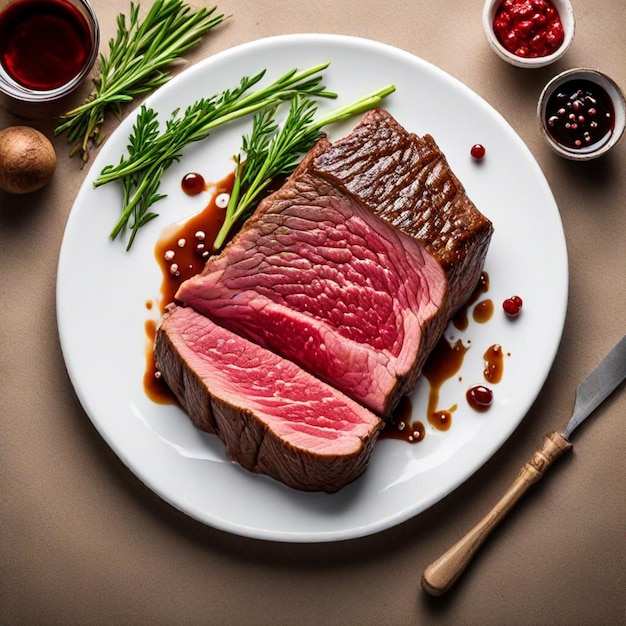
<box><xmin>538</xmin><ymin>68</ymin><xmax>626</xmax><ymax>160</ymax></box>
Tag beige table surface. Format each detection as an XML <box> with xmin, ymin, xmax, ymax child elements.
<box><xmin>1</xmin><ymin>1</ymin><xmax>625</xmax><ymax>624</ymax></box>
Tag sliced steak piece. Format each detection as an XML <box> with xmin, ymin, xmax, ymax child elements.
<box><xmin>175</xmin><ymin>109</ymin><xmax>492</xmax><ymax>419</ymax></box>
<box><xmin>176</xmin><ymin>170</ymin><xmax>448</xmax><ymax>417</ymax></box>
<box><xmin>155</xmin><ymin>305</ymin><xmax>383</xmax><ymax>493</ymax></box>
<box><xmin>310</xmin><ymin>108</ymin><xmax>494</xmax><ymax>316</ymax></box>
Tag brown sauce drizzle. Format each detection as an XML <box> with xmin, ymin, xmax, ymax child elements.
<box><xmin>430</xmin><ymin>407</ymin><xmax>455</xmax><ymax>431</ymax></box>
<box><xmin>381</xmin><ymin>336</ymin><xmax>470</xmax><ymax>442</ymax></box>
<box><xmin>381</xmin><ymin>396</ymin><xmax>426</xmax><ymax>443</ymax></box>
<box><xmin>452</xmin><ymin>271</ymin><xmax>489</xmax><ymax>331</ymax></box>
<box><xmin>483</xmin><ymin>343</ymin><xmax>505</xmax><ymax>384</ymax></box>
<box><xmin>143</xmin><ymin>319</ymin><xmax>176</xmax><ymax>404</ymax></box>
<box><xmin>464</xmin><ymin>344</ymin><xmax>509</xmax><ymax>414</ymax></box>
<box><xmin>473</xmin><ymin>298</ymin><xmax>494</xmax><ymax>323</ymax></box>
<box><xmin>422</xmin><ymin>337</ymin><xmax>469</xmax><ymax>431</ymax></box>
<box><xmin>381</xmin><ymin>272</ymin><xmax>505</xmax><ymax>441</ymax></box>
<box><xmin>142</xmin><ymin>172</ymin><xmax>235</xmax><ymax>403</ymax></box>
<box><xmin>156</xmin><ymin>171</ymin><xmax>234</xmax><ymax>311</ymax></box>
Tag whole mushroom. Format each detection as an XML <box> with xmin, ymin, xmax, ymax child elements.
<box><xmin>0</xmin><ymin>126</ymin><xmax>57</xmax><ymax>194</ymax></box>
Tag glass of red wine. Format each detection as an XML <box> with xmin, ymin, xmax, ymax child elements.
<box><xmin>0</xmin><ymin>0</ymin><xmax>99</xmax><ymax>102</ymax></box>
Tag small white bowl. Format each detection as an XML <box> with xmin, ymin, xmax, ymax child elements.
<box><xmin>482</xmin><ymin>0</ymin><xmax>575</xmax><ymax>68</ymax></box>
<box><xmin>537</xmin><ymin>68</ymin><xmax>626</xmax><ymax>160</ymax></box>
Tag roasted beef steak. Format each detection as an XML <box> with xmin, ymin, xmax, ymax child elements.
<box><xmin>157</xmin><ymin>109</ymin><xmax>493</xmax><ymax>491</ymax></box>
<box><xmin>176</xmin><ymin>169</ymin><xmax>448</xmax><ymax>416</ymax></box>
<box><xmin>155</xmin><ymin>305</ymin><xmax>382</xmax><ymax>493</ymax></box>
<box><xmin>176</xmin><ymin>109</ymin><xmax>492</xmax><ymax>417</ymax></box>
<box><xmin>310</xmin><ymin>108</ymin><xmax>494</xmax><ymax>317</ymax></box>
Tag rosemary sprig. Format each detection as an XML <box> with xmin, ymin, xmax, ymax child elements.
<box><xmin>97</xmin><ymin>63</ymin><xmax>338</xmax><ymax>250</ymax></box>
<box><xmin>213</xmin><ymin>85</ymin><xmax>396</xmax><ymax>250</ymax></box>
<box><xmin>54</xmin><ymin>0</ymin><xmax>227</xmax><ymax>162</ymax></box>
<box><xmin>118</xmin><ymin>107</ymin><xmax>167</xmax><ymax>249</ymax></box>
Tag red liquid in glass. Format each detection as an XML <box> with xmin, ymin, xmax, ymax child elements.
<box><xmin>0</xmin><ymin>0</ymin><xmax>92</xmax><ymax>90</ymax></box>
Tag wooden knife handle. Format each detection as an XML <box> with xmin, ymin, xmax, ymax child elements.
<box><xmin>421</xmin><ymin>431</ymin><xmax>572</xmax><ymax>596</ymax></box>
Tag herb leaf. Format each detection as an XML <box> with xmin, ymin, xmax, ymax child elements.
<box><xmin>54</xmin><ymin>0</ymin><xmax>227</xmax><ymax>162</ymax></box>
<box><xmin>212</xmin><ymin>85</ymin><xmax>395</xmax><ymax>250</ymax></box>
<box><xmin>97</xmin><ymin>64</ymin><xmax>339</xmax><ymax>250</ymax></box>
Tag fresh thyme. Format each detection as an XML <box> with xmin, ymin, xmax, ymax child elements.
<box><xmin>96</xmin><ymin>63</ymin><xmax>338</xmax><ymax>250</ymax></box>
<box><xmin>213</xmin><ymin>86</ymin><xmax>396</xmax><ymax>250</ymax></box>
<box><xmin>54</xmin><ymin>0</ymin><xmax>227</xmax><ymax>162</ymax></box>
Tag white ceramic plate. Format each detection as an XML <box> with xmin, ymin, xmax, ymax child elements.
<box><xmin>57</xmin><ymin>34</ymin><xmax>568</xmax><ymax>542</ymax></box>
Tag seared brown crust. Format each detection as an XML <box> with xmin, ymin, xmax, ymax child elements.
<box><xmin>311</xmin><ymin>109</ymin><xmax>494</xmax><ymax>314</ymax></box>
<box><xmin>154</xmin><ymin>307</ymin><xmax>383</xmax><ymax>493</ymax></box>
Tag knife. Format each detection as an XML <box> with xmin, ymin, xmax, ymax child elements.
<box><xmin>421</xmin><ymin>334</ymin><xmax>626</xmax><ymax>597</ymax></box>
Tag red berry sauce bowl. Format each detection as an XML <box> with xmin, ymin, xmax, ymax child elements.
<box><xmin>537</xmin><ymin>68</ymin><xmax>626</xmax><ymax>160</ymax></box>
<box><xmin>482</xmin><ymin>0</ymin><xmax>575</xmax><ymax>68</ymax></box>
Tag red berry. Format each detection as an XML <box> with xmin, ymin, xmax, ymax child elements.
<box><xmin>505</xmin><ymin>30</ymin><xmax>519</xmax><ymax>46</ymax></box>
<box><xmin>503</xmin><ymin>296</ymin><xmax>523</xmax><ymax>316</ymax></box>
<box><xmin>493</xmin><ymin>0</ymin><xmax>564</xmax><ymax>58</ymax></box>
<box><xmin>471</xmin><ymin>144</ymin><xmax>486</xmax><ymax>160</ymax></box>
<box><xmin>514</xmin><ymin>20</ymin><xmax>534</xmax><ymax>40</ymax></box>
<box><xmin>494</xmin><ymin>17</ymin><xmax>509</xmax><ymax>34</ymax></box>
<box><xmin>503</xmin><ymin>300</ymin><xmax>519</xmax><ymax>316</ymax></box>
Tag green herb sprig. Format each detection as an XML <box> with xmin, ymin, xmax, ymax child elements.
<box><xmin>96</xmin><ymin>63</ymin><xmax>338</xmax><ymax>250</ymax></box>
<box><xmin>55</xmin><ymin>0</ymin><xmax>227</xmax><ymax>162</ymax></box>
<box><xmin>213</xmin><ymin>85</ymin><xmax>396</xmax><ymax>250</ymax></box>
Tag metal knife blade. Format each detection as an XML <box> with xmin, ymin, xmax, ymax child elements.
<box><xmin>562</xmin><ymin>334</ymin><xmax>626</xmax><ymax>440</ymax></box>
